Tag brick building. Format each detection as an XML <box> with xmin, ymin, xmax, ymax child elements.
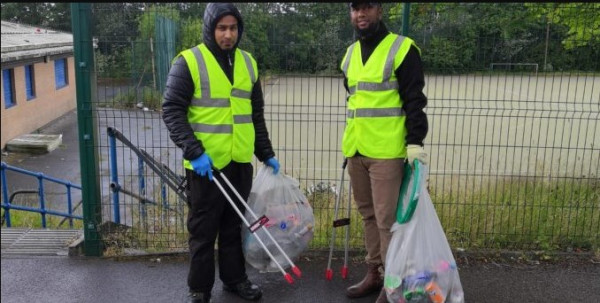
<box><xmin>1</xmin><ymin>20</ymin><xmax>76</xmax><ymax>150</ymax></box>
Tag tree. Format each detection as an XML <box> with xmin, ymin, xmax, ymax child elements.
<box><xmin>137</xmin><ymin>4</ymin><xmax>180</xmax><ymax>41</ymax></box>
<box><xmin>178</xmin><ymin>17</ymin><xmax>203</xmax><ymax>52</ymax></box>
<box><xmin>387</xmin><ymin>3</ymin><xmax>550</xmax><ymax>71</ymax></box>
<box><xmin>1</xmin><ymin>3</ymin><xmax>71</xmax><ymax>32</ymax></box>
<box><xmin>526</xmin><ymin>3</ymin><xmax>600</xmax><ymax>50</ymax></box>
<box><xmin>236</xmin><ymin>3</ymin><xmax>271</xmax><ymax>70</ymax></box>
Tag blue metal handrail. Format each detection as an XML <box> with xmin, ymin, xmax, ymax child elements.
<box><xmin>107</xmin><ymin>127</ymin><xmax>186</xmax><ymax>225</ymax></box>
<box><xmin>1</xmin><ymin>162</ymin><xmax>83</xmax><ymax>228</ymax></box>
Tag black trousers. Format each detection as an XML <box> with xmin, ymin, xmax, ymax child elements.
<box><xmin>185</xmin><ymin>161</ymin><xmax>253</xmax><ymax>293</ymax></box>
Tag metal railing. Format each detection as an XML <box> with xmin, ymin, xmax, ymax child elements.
<box><xmin>107</xmin><ymin>127</ymin><xmax>186</xmax><ymax>225</ymax></box>
<box><xmin>1</xmin><ymin>162</ymin><xmax>83</xmax><ymax>228</ymax></box>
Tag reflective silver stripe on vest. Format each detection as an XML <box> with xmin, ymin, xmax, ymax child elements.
<box><xmin>191</xmin><ymin>46</ymin><xmax>211</xmax><ymax>99</ymax></box>
<box><xmin>359</xmin><ymin>81</ymin><xmax>399</xmax><ymax>91</ymax></box>
<box><xmin>191</xmin><ymin>123</ymin><xmax>233</xmax><ymax>134</ymax></box>
<box><xmin>233</xmin><ymin>114</ymin><xmax>252</xmax><ymax>124</ymax></box>
<box><xmin>383</xmin><ymin>36</ymin><xmax>405</xmax><ymax>81</ymax></box>
<box><xmin>191</xmin><ymin>47</ymin><xmax>254</xmax><ymax>106</ymax></box>
<box><xmin>191</xmin><ymin>98</ymin><xmax>230</xmax><ymax>107</ymax></box>
<box><xmin>348</xmin><ymin>81</ymin><xmax>399</xmax><ymax>95</ymax></box>
<box><xmin>341</xmin><ymin>42</ymin><xmax>357</xmax><ymax>77</ymax></box>
<box><xmin>231</xmin><ymin>88</ymin><xmax>252</xmax><ymax>99</ymax></box>
<box><xmin>345</xmin><ymin>35</ymin><xmax>405</xmax><ymax>95</ymax></box>
<box><xmin>240</xmin><ymin>51</ymin><xmax>256</xmax><ymax>83</ymax></box>
<box><xmin>347</xmin><ymin>108</ymin><xmax>405</xmax><ymax>118</ymax></box>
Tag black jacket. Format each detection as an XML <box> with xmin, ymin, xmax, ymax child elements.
<box><xmin>343</xmin><ymin>22</ymin><xmax>428</xmax><ymax>147</ymax></box>
<box><xmin>162</xmin><ymin>3</ymin><xmax>275</xmax><ymax>163</ymax></box>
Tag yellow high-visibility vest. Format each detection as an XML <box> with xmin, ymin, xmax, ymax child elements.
<box><xmin>340</xmin><ymin>33</ymin><xmax>419</xmax><ymax>159</ymax></box>
<box><xmin>178</xmin><ymin>43</ymin><xmax>258</xmax><ymax>169</ymax></box>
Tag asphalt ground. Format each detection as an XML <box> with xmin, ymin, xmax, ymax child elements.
<box><xmin>1</xmin><ymin>251</ymin><xmax>599</xmax><ymax>303</ymax></box>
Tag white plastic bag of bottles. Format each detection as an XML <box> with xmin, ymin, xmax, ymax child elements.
<box><xmin>242</xmin><ymin>166</ymin><xmax>315</xmax><ymax>273</ymax></box>
<box><xmin>384</xmin><ymin>162</ymin><xmax>464</xmax><ymax>303</ymax></box>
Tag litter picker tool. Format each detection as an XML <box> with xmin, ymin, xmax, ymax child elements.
<box><xmin>211</xmin><ymin>166</ymin><xmax>301</xmax><ymax>284</ymax></box>
<box><xmin>326</xmin><ymin>158</ymin><xmax>352</xmax><ymax>280</ymax></box>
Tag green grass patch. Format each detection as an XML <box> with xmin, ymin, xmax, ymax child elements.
<box><xmin>1</xmin><ymin>209</ymin><xmax>83</xmax><ymax>229</ymax></box>
<box><xmin>296</xmin><ymin>177</ymin><xmax>599</xmax><ymax>253</ymax></box>
<box><xmin>101</xmin><ymin>196</ymin><xmax>189</xmax><ymax>256</ymax></box>
<box><xmin>98</xmin><ymin>177</ymin><xmax>599</xmax><ymax>256</ymax></box>
<box><xmin>431</xmin><ymin>177</ymin><xmax>600</xmax><ymax>252</ymax></box>
<box><xmin>306</xmin><ymin>190</ymin><xmax>365</xmax><ymax>250</ymax></box>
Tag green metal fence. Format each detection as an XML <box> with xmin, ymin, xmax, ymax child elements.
<box><xmin>154</xmin><ymin>15</ymin><xmax>178</xmax><ymax>95</ymax></box>
<box><xmin>70</xmin><ymin>3</ymin><xmax>599</xmax><ymax>256</ymax></box>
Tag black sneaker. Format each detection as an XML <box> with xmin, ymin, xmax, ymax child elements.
<box><xmin>223</xmin><ymin>280</ymin><xmax>263</xmax><ymax>301</ymax></box>
<box><xmin>186</xmin><ymin>291</ymin><xmax>211</xmax><ymax>303</ymax></box>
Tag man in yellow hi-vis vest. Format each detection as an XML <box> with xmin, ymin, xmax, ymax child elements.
<box><xmin>162</xmin><ymin>3</ymin><xmax>279</xmax><ymax>303</ymax></box>
<box><xmin>341</xmin><ymin>2</ymin><xmax>429</xmax><ymax>302</ymax></box>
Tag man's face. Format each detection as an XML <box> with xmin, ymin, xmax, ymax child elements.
<box><xmin>215</xmin><ymin>15</ymin><xmax>238</xmax><ymax>51</ymax></box>
<box><xmin>350</xmin><ymin>3</ymin><xmax>382</xmax><ymax>30</ymax></box>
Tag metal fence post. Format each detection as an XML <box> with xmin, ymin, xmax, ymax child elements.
<box><xmin>66</xmin><ymin>183</ymin><xmax>74</xmax><ymax>228</ymax></box>
<box><xmin>71</xmin><ymin>3</ymin><xmax>103</xmax><ymax>257</ymax></box>
<box><xmin>36</xmin><ymin>173</ymin><xmax>47</xmax><ymax>228</ymax></box>
<box><xmin>402</xmin><ymin>3</ymin><xmax>411</xmax><ymax>36</ymax></box>
<box><xmin>1</xmin><ymin>164</ymin><xmax>12</xmax><ymax>227</ymax></box>
<box><xmin>138</xmin><ymin>157</ymin><xmax>147</xmax><ymax>225</ymax></box>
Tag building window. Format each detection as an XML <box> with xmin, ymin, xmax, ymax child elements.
<box><xmin>25</xmin><ymin>65</ymin><xmax>36</xmax><ymax>100</ymax></box>
<box><xmin>54</xmin><ymin>58</ymin><xmax>68</xmax><ymax>89</ymax></box>
<box><xmin>3</xmin><ymin>69</ymin><xmax>15</xmax><ymax>108</ymax></box>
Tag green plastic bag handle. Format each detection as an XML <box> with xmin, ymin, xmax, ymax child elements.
<box><xmin>396</xmin><ymin>160</ymin><xmax>422</xmax><ymax>224</ymax></box>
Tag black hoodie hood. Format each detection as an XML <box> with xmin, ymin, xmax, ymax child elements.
<box><xmin>203</xmin><ymin>3</ymin><xmax>244</xmax><ymax>56</ymax></box>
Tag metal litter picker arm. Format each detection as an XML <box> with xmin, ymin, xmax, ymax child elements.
<box><xmin>326</xmin><ymin>158</ymin><xmax>352</xmax><ymax>280</ymax></box>
<box><xmin>211</xmin><ymin>166</ymin><xmax>300</xmax><ymax>284</ymax></box>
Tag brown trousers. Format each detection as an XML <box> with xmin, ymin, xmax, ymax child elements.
<box><xmin>347</xmin><ymin>156</ymin><xmax>404</xmax><ymax>266</ymax></box>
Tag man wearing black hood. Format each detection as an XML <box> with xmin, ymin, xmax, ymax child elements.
<box><xmin>162</xmin><ymin>3</ymin><xmax>279</xmax><ymax>303</ymax></box>
<box><xmin>340</xmin><ymin>2</ymin><xmax>429</xmax><ymax>303</ymax></box>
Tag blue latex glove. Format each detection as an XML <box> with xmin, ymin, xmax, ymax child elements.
<box><xmin>190</xmin><ymin>153</ymin><xmax>213</xmax><ymax>181</ymax></box>
<box><xmin>265</xmin><ymin>157</ymin><xmax>280</xmax><ymax>175</ymax></box>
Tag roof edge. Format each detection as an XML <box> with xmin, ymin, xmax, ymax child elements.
<box><xmin>1</xmin><ymin>41</ymin><xmax>73</xmax><ymax>53</ymax></box>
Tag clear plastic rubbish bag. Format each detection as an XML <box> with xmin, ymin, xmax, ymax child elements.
<box><xmin>242</xmin><ymin>166</ymin><xmax>315</xmax><ymax>272</ymax></box>
<box><xmin>384</xmin><ymin>162</ymin><xmax>464</xmax><ymax>303</ymax></box>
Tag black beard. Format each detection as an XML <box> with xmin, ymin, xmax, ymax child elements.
<box><xmin>355</xmin><ymin>21</ymin><xmax>380</xmax><ymax>40</ymax></box>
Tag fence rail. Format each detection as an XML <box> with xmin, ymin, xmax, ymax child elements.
<box><xmin>1</xmin><ymin>162</ymin><xmax>83</xmax><ymax>228</ymax></box>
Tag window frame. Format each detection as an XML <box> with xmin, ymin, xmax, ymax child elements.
<box><xmin>3</xmin><ymin>68</ymin><xmax>16</xmax><ymax>109</ymax></box>
<box><xmin>54</xmin><ymin>58</ymin><xmax>68</xmax><ymax>89</ymax></box>
<box><xmin>25</xmin><ymin>64</ymin><xmax>36</xmax><ymax>100</ymax></box>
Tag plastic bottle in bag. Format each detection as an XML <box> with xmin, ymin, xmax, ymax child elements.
<box><xmin>242</xmin><ymin>167</ymin><xmax>315</xmax><ymax>272</ymax></box>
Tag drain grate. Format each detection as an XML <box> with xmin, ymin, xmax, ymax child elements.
<box><xmin>1</xmin><ymin>228</ymin><xmax>82</xmax><ymax>256</ymax></box>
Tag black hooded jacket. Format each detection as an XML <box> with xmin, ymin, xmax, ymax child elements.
<box><xmin>344</xmin><ymin>21</ymin><xmax>428</xmax><ymax>147</ymax></box>
<box><xmin>162</xmin><ymin>3</ymin><xmax>275</xmax><ymax>163</ymax></box>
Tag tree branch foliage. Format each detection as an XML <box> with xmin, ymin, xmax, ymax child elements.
<box><xmin>3</xmin><ymin>3</ymin><xmax>597</xmax><ymax>74</ymax></box>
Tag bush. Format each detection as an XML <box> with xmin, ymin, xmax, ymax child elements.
<box><xmin>95</xmin><ymin>47</ymin><xmax>132</xmax><ymax>79</ymax></box>
<box><xmin>110</xmin><ymin>86</ymin><xmax>163</xmax><ymax>110</ymax></box>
